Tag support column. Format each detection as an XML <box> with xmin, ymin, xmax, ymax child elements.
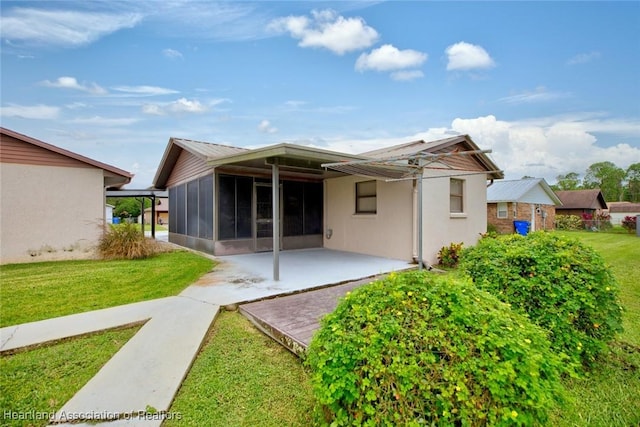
<box><xmin>417</xmin><ymin>172</ymin><xmax>424</xmax><ymax>270</ymax></box>
<box><xmin>151</xmin><ymin>196</ymin><xmax>156</xmax><ymax>239</ymax></box>
<box><xmin>272</xmin><ymin>160</ymin><xmax>280</xmax><ymax>281</ymax></box>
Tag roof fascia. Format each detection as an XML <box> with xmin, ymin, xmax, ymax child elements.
<box><xmin>1</xmin><ymin>127</ymin><xmax>133</xmax><ymax>181</ymax></box>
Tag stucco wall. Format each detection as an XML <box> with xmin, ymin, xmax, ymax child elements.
<box><xmin>323</xmin><ymin>172</ymin><xmax>490</xmax><ymax>265</ymax></box>
<box><xmin>323</xmin><ymin>175</ymin><xmax>414</xmax><ymax>261</ymax></box>
<box><xmin>421</xmin><ymin>171</ymin><xmax>488</xmax><ymax>265</ymax></box>
<box><xmin>0</xmin><ymin>163</ymin><xmax>104</xmax><ymax>264</ymax></box>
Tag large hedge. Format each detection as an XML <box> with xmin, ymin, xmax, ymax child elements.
<box><xmin>306</xmin><ymin>271</ymin><xmax>565</xmax><ymax>426</ymax></box>
<box><xmin>460</xmin><ymin>232</ymin><xmax>623</xmax><ymax>368</ymax></box>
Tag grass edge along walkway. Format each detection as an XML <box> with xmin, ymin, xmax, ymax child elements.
<box><xmin>0</xmin><ymin>250</ymin><xmax>214</xmax><ymax>327</ymax></box>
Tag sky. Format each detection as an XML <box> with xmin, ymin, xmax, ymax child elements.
<box><xmin>1</xmin><ymin>0</ymin><xmax>639</xmax><ymax>188</ymax></box>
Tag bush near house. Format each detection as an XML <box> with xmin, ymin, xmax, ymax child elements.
<box><xmin>621</xmin><ymin>215</ymin><xmax>637</xmax><ymax>233</ymax></box>
<box><xmin>460</xmin><ymin>232</ymin><xmax>624</xmax><ymax>369</ymax></box>
<box><xmin>307</xmin><ymin>271</ymin><xmax>565</xmax><ymax>426</ymax></box>
<box><xmin>437</xmin><ymin>242</ymin><xmax>464</xmax><ymax>268</ymax></box>
<box><xmin>555</xmin><ymin>215</ymin><xmax>583</xmax><ymax>230</ymax></box>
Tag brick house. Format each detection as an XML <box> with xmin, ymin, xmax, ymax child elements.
<box><xmin>487</xmin><ymin>178</ymin><xmax>561</xmax><ymax>234</ymax></box>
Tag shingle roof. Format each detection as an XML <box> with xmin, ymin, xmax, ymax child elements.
<box><xmin>487</xmin><ymin>178</ymin><xmax>561</xmax><ymax>205</ymax></box>
<box><xmin>555</xmin><ymin>189</ymin><xmax>608</xmax><ymax>210</ymax></box>
<box><xmin>606</xmin><ymin>202</ymin><xmax>640</xmax><ymax>213</ymax></box>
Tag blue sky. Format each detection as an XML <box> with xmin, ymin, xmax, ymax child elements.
<box><xmin>2</xmin><ymin>1</ymin><xmax>639</xmax><ymax>188</ymax></box>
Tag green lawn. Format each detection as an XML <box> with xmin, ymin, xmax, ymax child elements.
<box><xmin>0</xmin><ymin>251</ymin><xmax>214</xmax><ymax>327</ymax></box>
<box><xmin>1</xmin><ymin>233</ymin><xmax>637</xmax><ymax>426</ymax></box>
<box><xmin>165</xmin><ymin>311</ymin><xmax>315</xmax><ymax>427</ymax></box>
<box><xmin>0</xmin><ymin>326</ymin><xmax>139</xmax><ymax>427</ymax></box>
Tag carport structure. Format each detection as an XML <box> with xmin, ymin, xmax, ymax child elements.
<box><xmin>105</xmin><ymin>189</ymin><xmax>168</xmax><ymax>238</ymax></box>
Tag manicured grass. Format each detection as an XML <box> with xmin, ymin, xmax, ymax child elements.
<box><xmin>0</xmin><ymin>251</ymin><xmax>214</xmax><ymax>327</ymax></box>
<box><xmin>165</xmin><ymin>311</ymin><xmax>315</xmax><ymax>427</ymax></box>
<box><xmin>556</xmin><ymin>231</ymin><xmax>640</xmax><ymax>345</ymax></box>
<box><xmin>548</xmin><ymin>231</ymin><xmax>640</xmax><ymax>426</ymax></box>
<box><xmin>0</xmin><ymin>326</ymin><xmax>139</xmax><ymax>427</ymax></box>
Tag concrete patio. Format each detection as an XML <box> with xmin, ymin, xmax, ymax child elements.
<box><xmin>1</xmin><ymin>248</ymin><xmax>413</xmax><ymax>426</ymax></box>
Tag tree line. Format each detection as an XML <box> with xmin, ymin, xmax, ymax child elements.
<box><xmin>551</xmin><ymin>162</ymin><xmax>640</xmax><ymax>203</ymax></box>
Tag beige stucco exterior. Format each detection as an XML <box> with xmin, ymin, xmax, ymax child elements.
<box><xmin>0</xmin><ymin>163</ymin><xmax>105</xmax><ymax>264</ymax></box>
<box><xmin>420</xmin><ymin>170</ymin><xmax>488</xmax><ymax>265</ymax></box>
<box><xmin>323</xmin><ymin>175</ymin><xmax>414</xmax><ymax>261</ymax></box>
<box><xmin>323</xmin><ymin>170</ymin><xmax>488</xmax><ymax>265</ymax></box>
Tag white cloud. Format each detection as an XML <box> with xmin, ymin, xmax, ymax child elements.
<box><xmin>142</xmin><ymin>98</ymin><xmax>212</xmax><ymax>115</ymax></box>
<box><xmin>111</xmin><ymin>85</ymin><xmax>180</xmax><ymax>96</ymax></box>
<box><xmin>499</xmin><ymin>87</ymin><xmax>571</xmax><ymax>104</ymax></box>
<box><xmin>311</xmin><ymin>114</ymin><xmax>640</xmax><ymax>183</ymax></box>
<box><xmin>391</xmin><ymin>70</ymin><xmax>425</xmax><ymax>81</ymax></box>
<box><xmin>268</xmin><ymin>9</ymin><xmax>379</xmax><ymax>55</ymax></box>
<box><xmin>41</xmin><ymin>76</ymin><xmax>107</xmax><ymax>95</ymax></box>
<box><xmin>567</xmin><ymin>51</ymin><xmax>601</xmax><ymax>65</ymax></box>
<box><xmin>0</xmin><ymin>103</ymin><xmax>59</xmax><ymax>119</ymax></box>
<box><xmin>445</xmin><ymin>42</ymin><xmax>495</xmax><ymax>71</ymax></box>
<box><xmin>169</xmin><ymin>98</ymin><xmax>207</xmax><ymax>113</ymax></box>
<box><xmin>1</xmin><ymin>7</ymin><xmax>142</xmax><ymax>48</ymax></box>
<box><xmin>70</xmin><ymin>116</ymin><xmax>139</xmax><ymax>126</ymax></box>
<box><xmin>258</xmin><ymin>119</ymin><xmax>278</xmax><ymax>133</ymax></box>
<box><xmin>450</xmin><ymin>115</ymin><xmax>640</xmax><ymax>180</ymax></box>
<box><xmin>355</xmin><ymin>44</ymin><xmax>427</xmax><ymax>72</ymax></box>
<box><xmin>163</xmin><ymin>48</ymin><xmax>183</xmax><ymax>59</ymax></box>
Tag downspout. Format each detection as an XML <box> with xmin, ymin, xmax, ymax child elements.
<box><xmin>412</xmin><ymin>179</ymin><xmax>418</xmax><ymax>263</ymax></box>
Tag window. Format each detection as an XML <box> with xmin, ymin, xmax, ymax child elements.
<box><xmin>497</xmin><ymin>202</ymin><xmax>508</xmax><ymax>219</ymax></box>
<box><xmin>450</xmin><ymin>179</ymin><xmax>464</xmax><ymax>213</ymax></box>
<box><xmin>356</xmin><ymin>180</ymin><xmax>377</xmax><ymax>214</ymax></box>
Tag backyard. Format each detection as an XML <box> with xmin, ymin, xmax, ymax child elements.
<box><xmin>0</xmin><ymin>231</ymin><xmax>638</xmax><ymax>426</ymax></box>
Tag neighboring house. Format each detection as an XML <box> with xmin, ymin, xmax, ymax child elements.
<box><xmin>143</xmin><ymin>198</ymin><xmax>169</xmax><ymax>225</ymax></box>
<box><xmin>487</xmin><ymin>178</ymin><xmax>561</xmax><ymax>234</ymax></box>
<box><xmin>555</xmin><ymin>189</ymin><xmax>608</xmax><ymax>217</ymax></box>
<box><xmin>606</xmin><ymin>202</ymin><xmax>640</xmax><ymax>225</ymax></box>
<box><xmin>152</xmin><ymin>135</ymin><xmax>502</xmax><ymax>267</ymax></box>
<box><xmin>0</xmin><ymin>127</ymin><xmax>132</xmax><ymax>264</ymax></box>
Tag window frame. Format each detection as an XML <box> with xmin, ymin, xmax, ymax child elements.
<box><xmin>449</xmin><ymin>178</ymin><xmax>464</xmax><ymax>214</ymax></box>
<box><xmin>355</xmin><ymin>180</ymin><xmax>377</xmax><ymax>214</ymax></box>
<box><xmin>497</xmin><ymin>202</ymin><xmax>508</xmax><ymax>219</ymax></box>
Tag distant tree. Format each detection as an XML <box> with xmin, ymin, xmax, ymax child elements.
<box><xmin>625</xmin><ymin>163</ymin><xmax>640</xmax><ymax>202</ymax></box>
<box><xmin>553</xmin><ymin>172</ymin><xmax>581</xmax><ymax>191</ymax></box>
<box><xmin>107</xmin><ymin>197</ymin><xmax>151</xmax><ymax>219</ymax></box>
<box><xmin>583</xmin><ymin>162</ymin><xmax>626</xmax><ymax>202</ymax></box>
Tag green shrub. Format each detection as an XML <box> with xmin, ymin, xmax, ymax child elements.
<box><xmin>437</xmin><ymin>242</ymin><xmax>463</xmax><ymax>268</ymax></box>
<box><xmin>307</xmin><ymin>271</ymin><xmax>565</xmax><ymax>426</ymax></box>
<box><xmin>555</xmin><ymin>215</ymin><xmax>583</xmax><ymax>230</ymax></box>
<box><xmin>460</xmin><ymin>232</ymin><xmax>623</xmax><ymax>368</ymax></box>
<box><xmin>98</xmin><ymin>223</ymin><xmax>161</xmax><ymax>260</ymax></box>
<box><xmin>622</xmin><ymin>215</ymin><xmax>637</xmax><ymax>233</ymax></box>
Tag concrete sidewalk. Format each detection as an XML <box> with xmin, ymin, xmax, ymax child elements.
<box><xmin>1</xmin><ymin>249</ymin><xmax>411</xmax><ymax>426</ymax></box>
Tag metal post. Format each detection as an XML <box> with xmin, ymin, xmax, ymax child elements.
<box><xmin>417</xmin><ymin>173</ymin><xmax>424</xmax><ymax>270</ymax></box>
<box><xmin>139</xmin><ymin>197</ymin><xmax>145</xmax><ymax>235</ymax></box>
<box><xmin>272</xmin><ymin>160</ymin><xmax>280</xmax><ymax>281</ymax></box>
<box><xmin>151</xmin><ymin>196</ymin><xmax>156</xmax><ymax>239</ymax></box>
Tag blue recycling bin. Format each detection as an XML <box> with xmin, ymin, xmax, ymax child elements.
<box><xmin>112</xmin><ymin>217</ymin><xmax>120</xmax><ymax>224</ymax></box>
<box><xmin>514</xmin><ymin>220</ymin><xmax>530</xmax><ymax>236</ymax></box>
